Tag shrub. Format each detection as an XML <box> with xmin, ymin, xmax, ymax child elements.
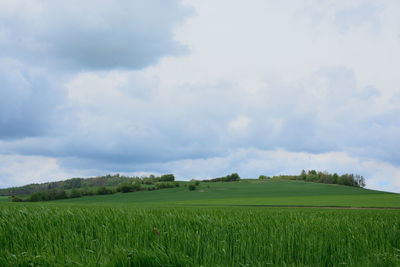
<box><xmin>160</xmin><ymin>174</ymin><xmax>175</xmax><ymax>182</ymax></box>
<box><xmin>97</xmin><ymin>187</ymin><xmax>113</xmax><ymax>195</ymax></box>
<box><xmin>203</xmin><ymin>173</ymin><xmax>241</xmax><ymax>182</ymax></box>
<box><xmin>82</xmin><ymin>187</ymin><xmax>94</xmax><ymax>196</ymax></box>
<box><xmin>155</xmin><ymin>182</ymin><xmax>176</xmax><ymax>190</ymax></box>
<box><xmin>70</xmin><ymin>188</ymin><xmax>82</xmax><ymax>198</ymax></box>
<box><xmin>117</xmin><ymin>182</ymin><xmax>141</xmax><ymax>193</ymax></box>
<box><xmin>188</xmin><ymin>184</ymin><xmax>196</xmax><ymax>191</ymax></box>
<box><xmin>11</xmin><ymin>196</ymin><xmax>24</xmax><ymax>202</ymax></box>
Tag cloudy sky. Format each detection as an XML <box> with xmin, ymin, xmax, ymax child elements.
<box><xmin>1</xmin><ymin>0</ymin><xmax>400</xmax><ymax>192</ymax></box>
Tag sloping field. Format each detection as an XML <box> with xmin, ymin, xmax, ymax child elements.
<box><xmin>52</xmin><ymin>180</ymin><xmax>400</xmax><ymax>208</ymax></box>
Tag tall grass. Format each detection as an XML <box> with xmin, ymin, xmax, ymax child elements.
<box><xmin>0</xmin><ymin>205</ymin><xmax>399</xmax><ymax>266</ymax></box>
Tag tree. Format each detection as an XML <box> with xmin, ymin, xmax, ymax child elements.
<box><xmin>160</xmin><ymin>174</ymin><xmax>175</xmax><ymax>182</ymax></box>
<box><xmin>117</xmin><ymin>181</ymin><xmax>141</xmax><ymax>193</ymax></box>
<box><xmin>300</xmin><ymin>170</ymin><xmax>307</xmax><ymax>180</ymax></box>
<box><xmin>70</xmin><ymin>188</ymin><xmax>82</xmax><ymax>198</ymax></box>
<box><xmin>225</xmin><ymin>173</ymin><xmax>240</xmax><ymax>181</ymax></box>
<box><xmin>355</xmin><ymin>174</ymin><xmax>366</xmax><ymax>188</ymax></box>
<box><xmin>188</xmin><ymin>184</ymin><xmax>196</xmax><ymax>191</ymax></box>
<box><xmin>97</xmin><ymin>187</ymin><xmax>113</xmax><ymax>195</ymax></box>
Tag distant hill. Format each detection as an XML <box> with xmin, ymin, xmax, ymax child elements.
<box><xmin>0</xmin><ymin>174</ymin><xmax>170</xmax><ymax>196</ymax></box>
<box><xmin>56</xmin><ymin>180</ymin><xmax>400</xmax><ymax>208</ymax></box>
<box><xmin>0</xmin><ymin>170</ymin><xmax>367</xmax><ymax>197</ymax></box>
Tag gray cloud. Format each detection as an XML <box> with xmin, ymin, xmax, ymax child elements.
<box><xmin>0</xmin><ymin>0</ymin><xmax>191</xmax><ymax>71</ymax></box>
<box><xmin>0</xmin><ymin>59</ymin><xmax>63</xmax><ymax>139</ymax></box>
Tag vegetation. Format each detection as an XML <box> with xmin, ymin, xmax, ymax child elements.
<box><xmin>117</xmin><ymin>181</ymin><xmax>142</xmax><ymax>193</ymax></box>
<box><xmin>203</xmin><ymin>173</ymin><xmax>240</xmax><ymax>182</ymax></box>
<box><xmin>188</xmin><ymin>184</ymin><xmax>196</xmax><ymax>191</ymax></box>
<box><xmin>0</xmin><ymin>173</ymin><xmax>176</xmax><ymax>196</ymax></box>
<box><xmin>1</xmin><ymin>179</ymin><xmax>400</xmax><ymax>265</ymax></box>
<box><xmin>0</xmin><ymin>206</ymin><xmax>399</xmax><ymax>266</ymax></box>
<box><xmin>15</xmin><ymin>179</ymin><xmax>180</xmax><ymax>202</ymax></box>
<box><xmin>259</xmin><ymin>170</ymin><xmax>366</xmax><ymax>188</ymax></box>
<box><xmin>46</xmin><ymin>179</ymin><xmax>399</xmax><ymax>208</ymax></box>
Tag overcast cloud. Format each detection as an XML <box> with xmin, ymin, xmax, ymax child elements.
<box><xmin>1</xmin><ymin>0</ymin><xmax>400</xmax><ymax>192</ymax></box>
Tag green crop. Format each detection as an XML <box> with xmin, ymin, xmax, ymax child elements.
<box><xmin>0</xmin><ymin>205</ymin><xmax>399</xmax><ymax>266</ymax></box>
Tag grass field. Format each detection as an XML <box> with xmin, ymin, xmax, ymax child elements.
<box><xmin>0</xmin><ymin>205</ymin><xmax>399</xmax><ymax>266</ymax></box>
<box><xmin>53</xmin><ymin>180</ymin><xmax>400</xmax><ymax>208</ymax></box>
<box><xmin>1</xmin><ymin>180</ymin><xmax>400</xmax><ymax>266</ymax></box>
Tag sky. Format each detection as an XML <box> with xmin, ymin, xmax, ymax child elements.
<box><xmin>1</xmin><ymin>0</ymin><xmax>400</xmax><ymax>192</ymax></box>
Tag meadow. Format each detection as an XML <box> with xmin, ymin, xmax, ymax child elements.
<box><xmin>1</xmin><ymin>180</ymin><xmax>399</xmax><ymax>266</ymax></box>
<box><xmin>55</xmin><ymin>180</ymin><xmax>400</xmax><ymax>208</ymax></box>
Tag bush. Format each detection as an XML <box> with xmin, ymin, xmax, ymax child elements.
<box><xmin>97</xmin><ymin>187</ymin><xmax>113</xmax><ymax>195</ymax></box>
<box><xmin>155</xmin><ymin>182</ymin><xmax>176</xmax><ymax>190</ymax></box>
<box><xmin>117</xmin><ymin>182</ymin><xmax>141</xmax><ymax>193</ymax></box>
<box><xmin>70</xmin><ymin>188</ymin><xmax>82</xmax><ymax>198</ymax></box>
<box><xmin>11</xmin><ymin>196</ymin><xmax>24</xmax><ymax>202</ymax></box>
<box><xmin>203</xmin><ymin>173</ymin><xmax>241</xmax><ymax>182</ymax></box>
<box><xmin>188</xmin><ymin>184</ymin><xmax>196</xmax><ymax>191</ymax></box>
<box><xmin>160</xmin><ymin>174</ymin><xmax>175</xmax><ymax>182</ymax></box>
<box><xmin>82</xmin><ymin>187</ymin><xmax>94</xmax><ymax>196</ymax></box>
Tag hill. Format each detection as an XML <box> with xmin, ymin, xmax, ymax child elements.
<box><xmin>53</xmin><ymin>180</ymin><xmax>400</xmax><ymax>208</ymax></box>
<box><xmin>0</xmin><ymin>173</ymin><xmax>174</xmax><ymax>196</ymax></box>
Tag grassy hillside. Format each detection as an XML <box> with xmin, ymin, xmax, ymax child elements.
<box><xmin>51</xmin><ymin>180</ymin><xmax>400</xmax><ymax>208</ymax></box>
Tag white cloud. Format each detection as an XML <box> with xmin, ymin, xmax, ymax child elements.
<box><xmin>0</xmin><ymin>154</ymin><xmax>78</xmax><ymax>187</ymax></box>
<box><xmin>228</xmin><ymin>115</ymin><xmax>250</xmax><ymax>134</ymax></box>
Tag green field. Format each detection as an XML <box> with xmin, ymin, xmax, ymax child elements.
<box><xmin>0</xmin><ymin>196</ymin><xmax>9</xmax><ymax>202</ymax></box>
<box><xmin>54</xmin><ymin>180</ymin><xmax>400</xmax><ymax>208</ymax></box>
<box><xmin>1</xmin><ymin>180</ymin><xmax>400</xmax><ymax>266</ymax></box>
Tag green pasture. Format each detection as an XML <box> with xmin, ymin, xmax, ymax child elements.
<box><xmin>49</xmin><ymin>180</ymin><xmax>400</xmax><ymax>208</ymax></box>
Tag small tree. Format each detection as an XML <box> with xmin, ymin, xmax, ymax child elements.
<box><xmin>97</xmin><ymin>187</ymin><xmax>113</xmax><ymax>195</ymax></box>
<box><xmin>11</xmin><ymin>196</ymin><xmax>24</xmax><ymax>202</ymax></box>
<box><xmin>160</xmin><ymin>174</ymin><xmax>175</xmax><ymax>182</ymax></box>
<box><xmin>70</xmin><ymin>188</ymin><xmax>82</xmax><ymax>198</ymax></box>
<box><xmin>188</xmin><ymin>184</ymin><xmax>196</xmax><ymax>191</ymax></box>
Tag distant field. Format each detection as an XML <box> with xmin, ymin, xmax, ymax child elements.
<box><xmin>51</xmin><ymin>180</ymin><xmax>400</xmax><ymax>208</ymax></box>
<box><xmin>0</xmin><ymin>196</ymin><xmax>9</xmax><ymax>202</ymax></box>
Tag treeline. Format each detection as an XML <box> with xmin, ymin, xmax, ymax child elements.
<box><xmin>259</xmin><ymin>170</ymin><xmax>366</xmax><ymax>188</ymax></box>
<box><xmin>1</xmin><ymin>173</ymin><xmax>175</xmax><ymax>196</ymax></box>
<box><xmin>202</xmin><ymin>173</ymin><xmax>240</xmax><ymax>182</ymax></box>
<box><xmin>12</xmin><ymin>179</ymin><xmax>180</xmax><ymax>202</ymax></box>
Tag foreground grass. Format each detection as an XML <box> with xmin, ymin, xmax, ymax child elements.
<box><xmin>0</xmin><ymin>204</ymin><xmax>399</xmax><ymax>266</ymax></box>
